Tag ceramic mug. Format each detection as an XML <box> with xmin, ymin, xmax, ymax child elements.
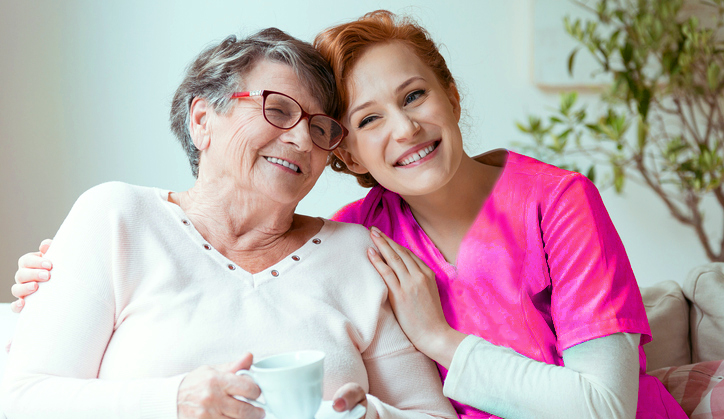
<box><xmin>236</xmin><ymin>350</ymin><xmax>325</xmax><ymax>419</ymax></box>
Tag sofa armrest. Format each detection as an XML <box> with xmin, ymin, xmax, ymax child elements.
<box><xmin>641</xmin><ymin>280</ymin><xmax>692</xmax><ymax>371</ymax></box>
<box><xmin>683</xmin><ymin>263</ymin><xmax>724</xmax><ymax>363</ymax></box>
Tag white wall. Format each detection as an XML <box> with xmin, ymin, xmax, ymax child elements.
<box><xmin>0</xmin><ymin>0</ymin><xmax>716</xmax><ymax>303</ymax></box>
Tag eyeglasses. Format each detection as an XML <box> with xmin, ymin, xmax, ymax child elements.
<box><xmin>231</xmin><ymin>90</ymin><xmax>347</xmax><ymax>151</ymax></box>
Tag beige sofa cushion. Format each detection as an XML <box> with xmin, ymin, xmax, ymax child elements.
<box><xmin>649</xmin><ymin>359</ymin><xmax>724</xmax><ymax>418</ymax></box>
<box><xmin>641</xmin><ymin>280</ymin><xmax>692</xmax><ymax>371</ymax></box>
<box><xmin>683</xmin><ymin>263</ymin><xmax>724</xmax><ymax>364</ymax></box>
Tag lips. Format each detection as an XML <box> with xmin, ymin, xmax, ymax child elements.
<box><xmin>265</xmin><ymin>156</ymin><xmax>301</xmax><ymax>173</ymax></box>
<box><xmin>396</xmin><ymin>141</ymin><xmax>439</xmax><ymax>167</ymax></box>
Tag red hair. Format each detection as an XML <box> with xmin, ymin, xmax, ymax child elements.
<box><xmin>314</xmin><ymin>10</ymin><xmax>459</xmax><ymax>188</ymax></box>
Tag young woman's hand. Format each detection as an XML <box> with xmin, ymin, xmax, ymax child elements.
<box><xmin>11</xmin><ymin>239</ymin><xmax>53</xmax><ymax>313</ymax></box>
<box><xmin>367</xmin><ymin>227</ymin><xmax>465</xmax><ymax>368</ymax></box>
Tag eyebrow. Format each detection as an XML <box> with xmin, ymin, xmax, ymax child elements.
<box><xmin>347</xmin><ymin>76</ymin><xmax>426</xmax><ymax>118</ymax></box>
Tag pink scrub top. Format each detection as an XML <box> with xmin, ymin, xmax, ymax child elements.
<box><xmin>333</xmin><ymin>150</ymin><xmax>686</xmax><ymax>418</ymax></box>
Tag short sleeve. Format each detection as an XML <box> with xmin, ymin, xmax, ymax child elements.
<box><xmin>331</xmin><ymin>198</ymin><xmax>366</xmax><ymax>223</ymax></box>
<box><xmin>541</xmin><ymin>173</ymin><xmax>651</xmax><ymax>351</ymax></box>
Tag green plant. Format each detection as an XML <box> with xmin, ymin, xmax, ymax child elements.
<box><xmin>517</xmin><ymin>0</ymin><xmax>724</xmax><ymax>261</ymax></box>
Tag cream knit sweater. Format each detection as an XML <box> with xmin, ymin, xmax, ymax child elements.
<box><xmin>1</xmin><ymin>182</ymin><xmax>456</xmax><ymax>419</ymax></box>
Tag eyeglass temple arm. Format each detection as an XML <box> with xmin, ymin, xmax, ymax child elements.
<box><xmin>231</xmin><ymin>90</ymin><xmax>263</xmax><ymax>98</ymax></box>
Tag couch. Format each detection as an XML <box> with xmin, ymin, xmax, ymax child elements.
<box><xmin>0</xmin><ymin>263</ymin><xmax>722</xmax><ymax>417</ymax></box>
<box><xmin>640</xmin><ymin>263</ymin><xmax>724</xmax><ymax>417</ymax></box>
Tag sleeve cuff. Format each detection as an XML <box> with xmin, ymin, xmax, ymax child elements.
<box><xmin>138</xmin><ymin>373</ymin><xmax>187</xmax><ymax>419</ymax></box>
<box><xmin>443</xmin><ymin>334</ymin><xmax>485</xmax><ymax>399</ymax></box>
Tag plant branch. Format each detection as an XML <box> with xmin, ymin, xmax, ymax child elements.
<box><xmin>634</xmin><ymin>155</ymin><xmax>693</xmax><ymax>224</ymax></box>
<box><xmin>684</xmin><ymin>96</ymin><xmax>705</xmax><ymax>145</ymax></box>
<box><xmin>518</xmin><ymin>0</ymin><xmax>724</xmax><ymax>262</ymax></box>
<box><xmin>684</xmin><ymin>191</ymin><xmax>719</xmax><ymax>260</ymax></box>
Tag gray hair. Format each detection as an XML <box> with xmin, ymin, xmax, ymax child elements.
<box><xmin>170</xmin><ymin>28</ymin><xmax>338</xmax><ymax>178</ymax></box>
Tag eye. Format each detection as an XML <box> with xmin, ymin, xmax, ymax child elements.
<box><xmin>310</xmin><ymin>123</ymin><xmax>326</xmax><ymax>137</ymax></box>
<box><xmin>266</xmin><ymin>107</ymin><xmax>289</xmax><ymax>117</ymax></box>
<box><xmin>404</xmin><ymin>89</ymin><xmax>426</xmax><ymax>106</ymax></box>
<box><xmin>357</xmin><ymin>115</ymin><xmax>379</xmax><ymax>129</ymax></box>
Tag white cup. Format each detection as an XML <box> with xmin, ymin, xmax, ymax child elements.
<box><xmin>236</xmin><ymin>350</ymin><xmax>325</xmax><ymax>419</ymax></box>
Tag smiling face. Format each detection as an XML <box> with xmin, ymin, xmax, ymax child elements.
<box><xmin>336</xmin><ymin>41</ymin><xmax>463</xmax><ymax>198</ymax></box>
<box><xmin>193</xmin><ymin>59</ymin><xmax>330</xmax><ymax>207</ymax></box>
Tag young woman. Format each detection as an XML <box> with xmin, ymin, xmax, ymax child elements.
<box><xmin>314</xmin><ymin>10</ymin><xmax>686</xmax><ymax>419</ymax></box>
<box><xmin>12</xmin><ymin>10</ymin><xmax>686</xmax><ymax>419</ymax></box>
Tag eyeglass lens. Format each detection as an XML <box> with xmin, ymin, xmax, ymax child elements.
<box><xmin>263</xmin><ymin>93</ymin><xmax>343</xmax><ymax>150</ymax></box>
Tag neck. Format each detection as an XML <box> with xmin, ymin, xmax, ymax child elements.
<box><xmin>171</xmin><ymin>174</ymin><xmax>301</xmax><ymax>260</ymax></box>
<box><xmin>403</xmin><ymin>154</ymin><xmax>484</xmax><ymax>224</ymax></box>
<box><xmin>400</xmin><ymin>153</ymin><xmax>501</xmax><ymax>248</ymax></box>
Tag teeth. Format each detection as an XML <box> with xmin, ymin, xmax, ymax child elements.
<box><xmin>399</xmin><ymin>144</ymin><xmax>436</xmax><ymax>166</ymax></box>
<box><xmin>266</xmin><ymin>157</ymin><xmax>300</xmax><ymax>172</ymax></box>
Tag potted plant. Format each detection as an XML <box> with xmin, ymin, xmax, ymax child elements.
<box><xmin>517</xmin><ymin>0</ymin><xmax>724</xmax><ymax>261</ymax></box>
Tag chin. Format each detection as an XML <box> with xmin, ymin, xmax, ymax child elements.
<box><xmin>396</xmin><ymin>177</ymin><xmax>449</xmax><ymax>197</ymax></box>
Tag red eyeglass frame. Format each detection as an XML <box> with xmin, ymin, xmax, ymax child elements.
<box><xmin>230</xmin><ymin>89</ymin><xmax>347</xmax><ymax>151</ymax></box>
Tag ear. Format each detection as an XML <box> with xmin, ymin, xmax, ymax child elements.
<box><xmin>333</xmin><ymin>146</ymin><xmax>369</xmax><ymax>175</ymax></box>
<box><xmin>189</xmin><ymin>97</ymin><xmax>211</xmax><ymax>151</ymax></box>
<box><xmin>446</xmin><ymin>83</ymin><xmax>462</xmax><ymax>122</ymax></box>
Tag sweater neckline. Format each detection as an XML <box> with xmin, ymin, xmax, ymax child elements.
<box><xmin>154</xmin><ymin>187</ymin><xmax>334</xmax><ymax>284</ymax></box>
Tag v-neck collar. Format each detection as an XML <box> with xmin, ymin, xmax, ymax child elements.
<box><xmin>399</xmin><ymin>149</ymin><xmax>510</xmax><ymax>270</ymax></box>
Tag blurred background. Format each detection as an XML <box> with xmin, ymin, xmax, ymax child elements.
<box><xmin>0</xmin><ymin>0</ymin><xmax>717</xmax><ymax>302</ymax></box>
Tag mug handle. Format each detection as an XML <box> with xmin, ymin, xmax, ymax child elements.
<box><xmin>234</xmin><ymin>370</ymin><xmax>266</xmax><ymax>409</ymax></box>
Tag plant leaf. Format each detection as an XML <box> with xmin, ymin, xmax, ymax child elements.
<box><xmin>707</xmin><ymin>63</ymin><xmax>721</xmax><ymax>91</ymax></box>
<box><xmin>568</xmin><ymin>48</ymin><xmax>581</xmax><ymax>76</ymax></box>
<box><xmin>586</xmin><ymin>165</ymin><xmax>597</xmax><ymax>182</ymax></box>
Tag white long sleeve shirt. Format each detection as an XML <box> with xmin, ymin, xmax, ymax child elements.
<box><xmin>1</xmin><ymin>182</ymin><xmax>457</xmax><ymax>419</ymax></box>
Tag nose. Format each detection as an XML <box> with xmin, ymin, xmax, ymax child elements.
<box><xmin>390</xmin><ymin>109</ymin><xmax>421</xmax><ymax>143</ymax></box>
<box><xmin>280</xmin><ymin>117</ymin><xmax>314</xmax><ymax>152</ymax></box>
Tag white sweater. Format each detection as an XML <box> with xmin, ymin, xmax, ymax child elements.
<box><xmin>1</xmin><ymin>182</ymin><xmax>456</xmax><ymax>419</ymax></box>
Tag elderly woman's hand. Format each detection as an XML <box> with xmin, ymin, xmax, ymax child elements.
<box><xmin>332</xmin><ymin>382</ymin><xmax>367</xmax><ymax>413</ymax></box>
<box><xmin>11</xmin><ymin>239</ymin><xmax>53</xmax><ymax>313</ymax></box>
<box><xmin>178</xmin><ymin>353</ymin><xmax>265</xmax><ymax>419</ymax></box>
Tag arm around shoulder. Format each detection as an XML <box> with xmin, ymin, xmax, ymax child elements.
<box><xmin>1</xmin><ymin>182</ymin><xmax>183</xmax><ymax>419</ymax></box>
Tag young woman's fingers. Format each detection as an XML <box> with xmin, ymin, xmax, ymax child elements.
<box><xmin>39</xmin><ymin>239</ymin><xmax>53</xmax><ymax>255</ymax></box>
<box><xmin>367</xmin><ymin>247</ymin><xmax>401</xmax><ymax>290</ymax></box>
<box><xmin>369</xmin><ymin>228</ymin><xmax>413</xmax><ymax>274</ymax></box>
<box><xmin>17</xmin><ymin>252</ymin><xmax>52</xmax><ymax>272</ymax></box>
<box><xmin>370</xmin><ymin>228</ymin><xmax>423</xmax><ymax>275</ymax></box>
<box><xmin>403</xmin><ymin>244</ymin><xmax>434</xmax><ymax>275</ymax></box>
<box><xmin>10</xmin><ymin>298</ymin><xmax>24</xmax><ymax>313</ymax></box>
<box><xmin>11</xmin><ymin>282</ymin><xmax>38</xmax><ymax>299</ymax></box>
<box><xmin>15</xmin><ymin>267</ymin><xmax>50</xmax><ymax>285</ymax></box>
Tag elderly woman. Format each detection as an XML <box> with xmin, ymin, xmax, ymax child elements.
<box><xmin>0</xmin><ymin>28</ymin><xmax>456</xmax><ymax>419</ymax></box>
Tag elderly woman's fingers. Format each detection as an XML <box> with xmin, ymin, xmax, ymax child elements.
<box><xmin>178</xmin><ymin>354</ymin><xmax>265</xmax><ymax>419</ymax></box>
<box><xmin>217</xmin><ymin>396</ymin><xmax>265</xmax><ymax>419</ymax></box>
<box><xmin>11</xmin><ymin>282</ymin><xmax>38</xmax><ymax>299</ymax></box>
<box><xmin>219</xmin><ymin>352</ymin><xmax>254</xmax><ymax>374</ymax></box>
<box><xmin>10</xmin><ymin>298</ymin><xmax>24</xmax><ymax>313</ymax></box>
<box><xmin>332</xmin><ymin>382</ymin><xmax>367</xmax><ymax>412</ymax></box>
